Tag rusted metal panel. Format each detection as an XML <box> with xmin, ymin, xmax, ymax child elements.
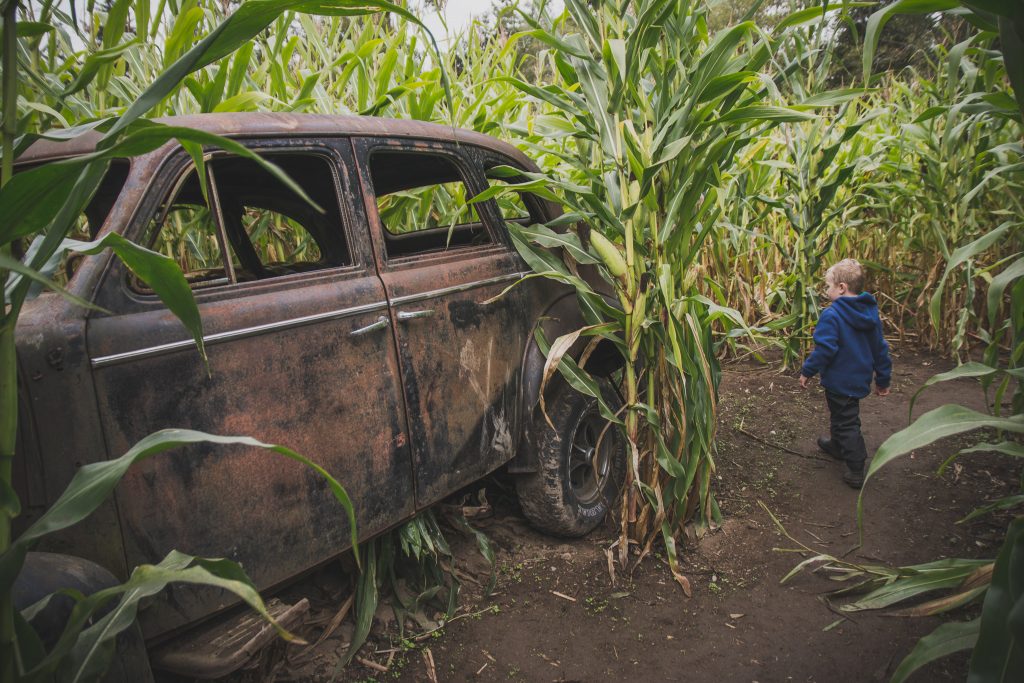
<box><xmin>89</xmin><ymin>270</ymin><xmax>413</xmax><ymax>639</ymax></box>
<box><xmin>389</xmin><ymin>263</ymin><xmax>531</xmax><ymax>507</ymax></box>
<box><xmin>14</xmin><ymin>293</ymin><xmax>130</xmax><ymax>579</ymax></box>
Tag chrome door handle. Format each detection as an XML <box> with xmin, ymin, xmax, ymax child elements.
<box><xmin>350</xmin><ymin>315</ymin><xmax>389</xmax><ymax>336</ymax></box>
<box><xmin>397</xmin><ymin>309</ymin><xmax>434</xmax><ymax>321</ymax></box>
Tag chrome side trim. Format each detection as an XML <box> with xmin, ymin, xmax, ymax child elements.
<box><xmin>91</xmin><ymin>301</ymin><xmax>389</xmax><ymax>369</ymax></box>
<box><xmin>390</xmin><ymin>271</ymin><xmax>529</xmax><ymax>306</ymax></box>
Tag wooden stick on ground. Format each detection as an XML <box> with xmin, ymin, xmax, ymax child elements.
<box><xmin>735</xmin><ymin>426</ymin><xmax>830</xmax><ymax>461</ymax></box>
<box><xmin>355</xmin><ymin>656</ymin><xmax>388</xmax><ymax>673</ymax></box>
<box><xmin>423</xmin><ymin>647</ymin><xmax>438</xmax><ymax>683</ymax></box>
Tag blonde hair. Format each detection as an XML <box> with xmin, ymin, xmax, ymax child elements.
<box><xmin>826</xmin><ymin>259</ymin><xmax>865</xmax><ymax>294</ymax></box>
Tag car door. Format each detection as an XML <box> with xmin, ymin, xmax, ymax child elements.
<box><xmin>351</xmin><ymin>137</ymin><xmax>532</xmax><ymax>508</ymax></box>
<box><xmin>86</xmin><ymin>140</ymin><xmax>413</xmax><ymax>638</ymax></box>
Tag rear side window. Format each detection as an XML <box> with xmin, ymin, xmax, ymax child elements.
<box><xmin>484</xmin><ymin>160</ymin><xmax>546</xmax><ymax>228</ymax></box>
<box><xmin>368</xmin><ymin>151</ymin><xmax>491</xmax><ymax>258</ymax></box>
<box><xmin>141</xmin><ymin>153</ymin><xmax>349</xmax><ymax>290</ymax></box>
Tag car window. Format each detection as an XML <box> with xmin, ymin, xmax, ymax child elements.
<box><xmin>15</xmin><ymin>160</ymin><xmax>130</xmax><ymax>286</ymax></box>
<box><xmin>369</xmin><ymin>150</ymin><xmax>491</xmax><ymax>258</ymax></box>
<box><xmin>484</xmin><ymin>160</ymin><xmax>546</xmax><ymax>228</ymax></box>
<box><xmin>140</xmin><ymin>153</ymin><xmax>349</xmax><ymax>290</ymax></box>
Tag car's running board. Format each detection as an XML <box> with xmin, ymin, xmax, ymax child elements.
<box><xmin>150</xmin><ymin>597</ymin><xmax>310</xmax><ymax>679</ymax></box>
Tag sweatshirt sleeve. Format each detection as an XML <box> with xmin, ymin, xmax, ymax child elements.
<box><xmin>801</xmin><ymin>311</ymin><xmax>839</xmax><ymax>378</ymax></box>
<box><xmin>872</xmin><ymin>319</ymin><xmax>892</xmax><ymax>389</ymax></box>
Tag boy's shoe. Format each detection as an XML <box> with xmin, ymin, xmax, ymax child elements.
<box><xmin>817</xmin><ymin>436</ymin><xmax>843</xmax><ymax>461</ymax></box>
<box><xmin>842</xmin><ymin>468</ymin><xmax>865</xmax><ymax>489</ymax></box>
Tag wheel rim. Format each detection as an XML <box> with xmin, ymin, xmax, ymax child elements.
<box><xmin>568</xmin><ymin>408</ymin><xmax>613</xmax><ymax>506</ymax></box>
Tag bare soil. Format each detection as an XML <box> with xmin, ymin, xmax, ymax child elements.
<box><xmin>207</xmin><ymin>347</ymin><xmax>1021</xmax><ymax>683</ymax></box>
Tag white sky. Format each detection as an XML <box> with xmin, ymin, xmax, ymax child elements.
<box><xmin>421</xmin><ymin>0</ymin><xmax>565</xmax><ymax>47</ymax></box>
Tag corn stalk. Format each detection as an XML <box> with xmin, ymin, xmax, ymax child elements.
<box><xmin>492</xmin><ymin>0</ymin><xmax>841</xmax><ymax>582</ymax></box>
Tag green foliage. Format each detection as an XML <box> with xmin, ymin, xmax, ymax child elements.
<box><xmin>342</xmin><ymin>509</ymin><xmax>491</xmax><ymax>666</ymax></box>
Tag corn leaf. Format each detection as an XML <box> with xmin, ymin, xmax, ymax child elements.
<box><xmin>0</xmin><ymin>430</ymin><xmax>358</xmax><ymax>599</ymax></box>
<box><xmin>891</xmin><ymin>618</ymin><xmax>980</xmax><ymax>683</ymax></box>
<box><xmin>967</xmin><ymin>516</ymin><xmax>1024</xmax><ymax>682</ymax></box>
<box><xmin>909</xmin><ymin>361</ymin><xmax>999</xmax><ymax>419</ymax></box>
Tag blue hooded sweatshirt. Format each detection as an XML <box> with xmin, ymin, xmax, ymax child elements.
<box><xmin>800</xmin><ymin>292</ymin><xmax>892</xmax><ymax>398</ymax></box>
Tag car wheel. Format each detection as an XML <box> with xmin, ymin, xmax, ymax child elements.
<box><xmin>517</xmin><ymin>378</ymin><xmax>626</xmax><ymax>537</ymax></box>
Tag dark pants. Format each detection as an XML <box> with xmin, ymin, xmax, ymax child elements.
<box><xmin>825</xmin><ymin>390</ymin><xmax>867</xmax><ymax>473</ymax></box>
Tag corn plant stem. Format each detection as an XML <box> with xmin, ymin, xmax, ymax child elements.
<box><xmin>1</xmin><ymin>4</ymin><xmax>20</xmax><ymax>681</ymax></box>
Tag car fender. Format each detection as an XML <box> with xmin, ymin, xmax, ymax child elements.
<box><xmin>508</xmin><ymin>288</ymin><xmax>623</xmax><ymax>473</ymax></box>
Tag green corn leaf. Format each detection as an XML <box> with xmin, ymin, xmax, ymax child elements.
<box><xmin>860</xmin><ymin>406</ymin><xmax>1024</xmax><ymax>524</ymax></box>
<box><xmin>863</xmin><ymin>0</ymin><xmax>961</xmax><ymax>82</ymax></box>
<box><xmin>16</xmin><ymin>21</ymin><xmax>54</xmax><ymax>38</ymax></box>
<box><xmin>62</xmin><ymin>234</ymin><xmax>205</xmax><ymax>359</ymax></box>
<box><xmin>0</xmin><ymin>250</ymin><xmax>97</xmax><ymax>311</ymax></box>
<box><xmin>963</xmin><ymin>1</ymin><xmax>1021</xmax><ymax>18</ymax></box>
<box><xmin>0</xmin><ymin>430</ymin><xmax>358</xmax><ymax>598</ymax></box>
<box><xmin>988</xmin><ymin>256</ymin><xmax>1024</xmax><ymax>329</ymax></box>
<box><xmin>958</xmin><ymin>442</ymin><xmax>1024</xmax><ymax>459</ymax></box>
<box><xmin>967</xmin><ymin>517</ymin><xmax>1024</xmax><ymax>681</ymax></box>
<box><xmin>517</xmin><ymin>223</ymin><xmax>599</xmax><ymax>265</ymax></box>
<box><xmin>534</xmin><ymin>327</ymin><xmax>623</xmax><ymax>426</ymax></box>
<box><xmin>796</xmin><ymin>89</ymin><xmax>869</xmax><ymax>108</ymax></box>
<box><xmin>164</xmin><ymin>7</ymin><xmax>207</xmax><ymax>67</ymax></box>
<box><xmin>0</xmin><ymin>478</ymin><xmax>20</xmax><ymax>519</ymax></box>
<box><xmin>226</xmin><ymin>41</ymin><xmax>255</xmax><ymax>98</ymax></box>
<box><xmin>61</xmin><ymin>39</ymin><xmax>143</xmax><ymax>99</ymax></box>
<box><xmin>712</xmin><ymin>106</ymin><xmax>817</xmax><ymax>124</ymax></box>
<box><xmin>212</xmin><ymin>90</ymin><xmax>271</xmax><ymax>112</ymax></box>
<box><xmin>42</xmin><ymin>552</ymin><xmax>295</xmax><ymax>683</ymax></box>
<box><xmin>841</xmin><ymin>561</ymin><xmax>989</xmax><ymax>612</ymax></box>
<box><xmin>959</xmin><ymin>493</ymin><xmax>1024</xmax><ymax>524</ymax></box>
<box><xmin>343</xmin><ymin>540</ymin><xmax>379</xmax><ymax>666</ymax></box>
<box><xmin>14</xmin><ymin>610</ymin><xmax>47</xmax><ymax>675</ymax></box>
<box><xmin>909</xmin><ymin>361</ymin><xmax>999</xmax><ymax>419</ymax></box>
<box><xmin>929</xmin><ymin>222</ymin><xmax>1014</xmax><ymax>332</ymax></box>
<box><xmin>997</xmin><ymin>13</ymin><xmax>1024</xmax><ymax>116</ymax></box>
<box><xmin>891</xmin><ymin>618</ymin><xmax>980</xmax><ymax>683</ymax></box>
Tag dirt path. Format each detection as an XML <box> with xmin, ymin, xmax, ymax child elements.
<box><xmin>244</xmin><ymin>348</ymin><xmax>1020</xmax><ymax>682</ymax></box>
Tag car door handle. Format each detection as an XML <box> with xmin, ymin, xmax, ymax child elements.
<box><xmin>350</xmin><ymin>315</ymin><xmax>390</xmax><ymax>336</ymax></box>
<box><xmin>397</xmin><ymin>309</ymin><xmax>435</xmax><ymax>322</ymax></box>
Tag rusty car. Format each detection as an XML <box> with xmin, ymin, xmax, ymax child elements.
<box><xmin>12</xmin><ymin>113</ymin><xmax>625</xmax><ymax>678</ymax></box>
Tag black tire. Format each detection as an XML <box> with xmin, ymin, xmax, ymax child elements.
<box><xmin>516</xmin><ymin>378</ymin><xmax>626</xmax><ymax>537</ymax></box>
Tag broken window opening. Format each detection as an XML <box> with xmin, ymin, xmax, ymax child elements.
<box><xmin>369</xmin><ymin>150</ymin><xmax>492</xmax><ymax>258</ymax></box>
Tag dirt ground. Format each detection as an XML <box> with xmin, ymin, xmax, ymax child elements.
<box><xmin>204</xmin><ymin>346</ymin><xmax>1020</xmax><ymax>683</ymax></box>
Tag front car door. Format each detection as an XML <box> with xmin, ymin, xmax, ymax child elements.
<box><xmin>86</xmin><ymin>139</ymin><xmax>413</xmax><ymax>637</ymax></box>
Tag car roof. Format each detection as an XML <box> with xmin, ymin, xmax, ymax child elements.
<box><xmin>18</xmin><ymin>113</ymin><xmax>538</xmax><ymax>169</ymax></box>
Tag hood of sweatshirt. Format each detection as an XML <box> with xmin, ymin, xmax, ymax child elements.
<box><xmin>827</xmin><ymin>292</ymin><xmax>879</xmax><ymax>331</ymax></box>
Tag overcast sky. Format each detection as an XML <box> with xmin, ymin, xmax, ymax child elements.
<box><xmin>421</xmin><ymin>0</ymin><xmax>565</xmax><ymax>46</ymax></box>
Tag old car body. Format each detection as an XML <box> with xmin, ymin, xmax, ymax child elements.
<box><xmin>13</xmin><ymin>114</ymin><xmax>619</xmax><ymax>660</ymax></box>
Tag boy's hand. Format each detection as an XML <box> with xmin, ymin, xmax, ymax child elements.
<box><xmin>876</xmin><ymin>386</ymin><xmax>890</xmax><ymax>397</ymax></box>
<box><xmin>799</xmin><ymin>375</ymin><xmax>808</xmax><ymax>388</ymax></box>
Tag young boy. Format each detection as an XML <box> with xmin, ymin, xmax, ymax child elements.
<box><xmin>799</xmin><ymin>259</ymin><xmax>892</xmax><ymax>489</ymax></box>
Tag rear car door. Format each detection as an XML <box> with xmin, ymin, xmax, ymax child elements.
<box><xmin>351</xmin><ymin>138</ymin><xmax>532</xmax><ymax>508</ymax></box>
<box><xmin>86</xmin><ymin>139</ymin><xmax>413</xmax><ymax>637</ymax></box>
